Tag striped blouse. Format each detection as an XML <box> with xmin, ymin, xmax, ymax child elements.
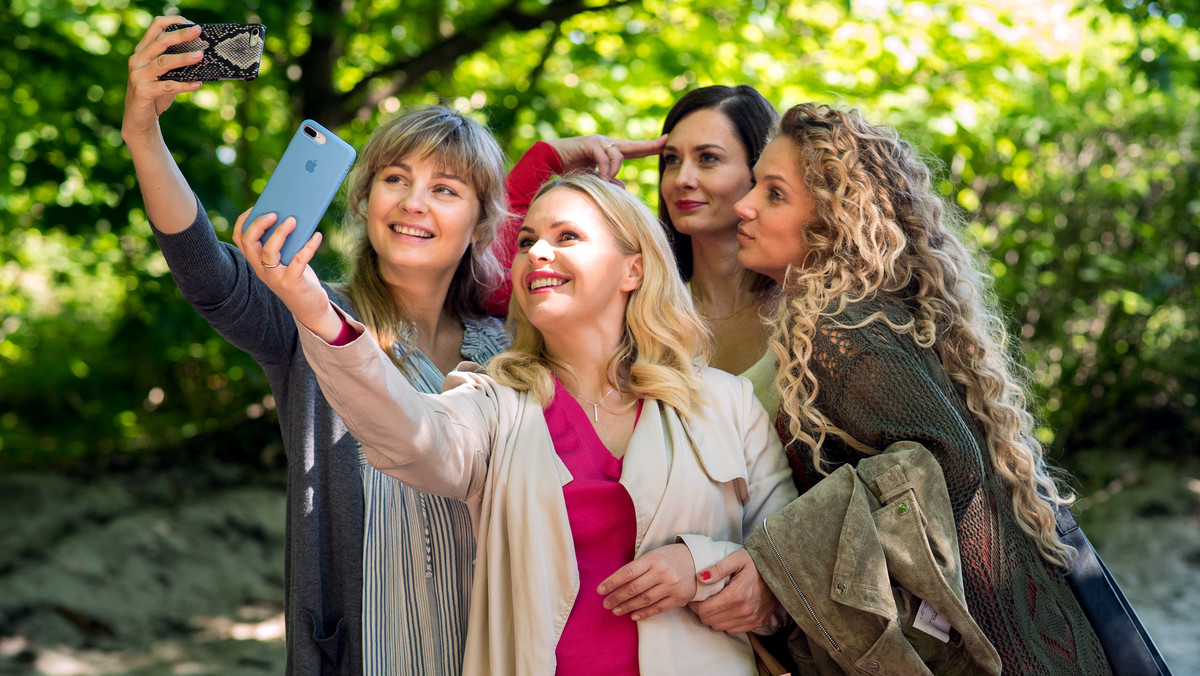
<box><xmin>360</xmin><ymin>315</ymin><xmax>508</xmax><ymax>676</ymax></box>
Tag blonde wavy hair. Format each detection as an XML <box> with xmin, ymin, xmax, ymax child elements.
<box><xmin>487</xmin><ymin>172</ymin><xmax>711</xmax><ymax>415</ymax></box>
<box><xmin>769</xmin><ymin>103</ymin><xmax>1075</xmax><ymax>567</ymax></box>
<box><xmin>334</xmin><ymin>106</ymin><xmax>507</xmax><ymax>371</ymax></box>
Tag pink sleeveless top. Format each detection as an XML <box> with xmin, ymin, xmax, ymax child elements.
<box><xmin>545</xmin><ymin>378</ymin><xmax>640</xmax><ymax>675</ymax></box>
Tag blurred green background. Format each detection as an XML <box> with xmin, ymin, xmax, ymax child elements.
<box><xmin>3</xmin><ymin>0</ymin><xmax>1197</xmax><ymax>478</ymax></box>
<box><xmin>1</xmin><ymin>0</ymin><xmax>1198</xmax><ymax>671</ymax></box>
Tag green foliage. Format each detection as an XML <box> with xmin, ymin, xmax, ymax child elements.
<box><xmin>2</xmin><ymin>0</ymin><xmax>1197</xmax><ymax>471</ymax></box>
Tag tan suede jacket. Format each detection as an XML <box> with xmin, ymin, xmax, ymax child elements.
<box><xmin>745</xmin><ymin>441</ymin><xmax>1002</xmax><ymax>675</ymax></box>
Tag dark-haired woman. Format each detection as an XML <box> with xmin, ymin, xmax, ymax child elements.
<box><xmin>488</xmin><ymin>85</ymin><xmax>781</xmax><ymax>415</ymax></box>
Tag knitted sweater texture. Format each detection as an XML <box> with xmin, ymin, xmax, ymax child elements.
<box><xmin>783</xmin><ymin>299</ymin><xmax>1109</xmax><ymax>675</ymax></box>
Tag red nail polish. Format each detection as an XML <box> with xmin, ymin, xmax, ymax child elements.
<box><xmin>699</xmin><ymin>571</ymin><xmax>711</xmax><ymax>581</ymax></box>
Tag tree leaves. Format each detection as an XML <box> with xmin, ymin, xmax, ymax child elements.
<box><xmin>3</xmin><ymin>0</ymin><xmax>1197</xmax><ymax>467</ymax></box>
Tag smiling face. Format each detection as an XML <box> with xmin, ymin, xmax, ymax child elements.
<box><xmin>660</xmin><ymin>108</ymin><xmax>754</xmax><ymax>241</ymax></box>
<box><xmin>366</xmin><ymin>154</ymin><xmax>481</xmax><ymax>286</ymax></box>
<box><xmin>734</xmin><ymin>137</ymin><xmax>818</xmax><ymax>283</ymax></box>
<box><xmin>512</xmin><ymin>187</ymin><xmax>643</xmax><ymax>336</ymax></box>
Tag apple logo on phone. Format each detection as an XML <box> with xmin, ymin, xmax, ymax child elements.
<box><xmin>305</xmin><ymin>159</ymin><xmax>318</xmax><ymax>173</ymax></box>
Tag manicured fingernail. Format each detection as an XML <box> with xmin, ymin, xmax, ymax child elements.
<box><xmin>699</xmin><ymin>571</ymin><xmax>712</xmax><ymax>581</ymax></box>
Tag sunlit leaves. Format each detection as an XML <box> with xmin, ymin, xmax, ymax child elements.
<box><xmin>3</xmin><ymin>0</ymin><xmax>1198</xmax><ymax>466</ymax></box>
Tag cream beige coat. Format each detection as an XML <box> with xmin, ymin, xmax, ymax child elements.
<box><xmin>297</xmin><ymin>315</ymin><xmax>797</xmax><ymax>675</ymax></box>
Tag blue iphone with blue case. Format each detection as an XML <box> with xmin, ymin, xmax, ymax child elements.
<box><xmin>250</xmin><ymin>120</ymin><xmax>356</xmax><ymax>265</ymax></box>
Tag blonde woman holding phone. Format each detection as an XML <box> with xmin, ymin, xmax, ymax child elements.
<box><xmin>247</xmin><ymin>172</ymin><xmax>798</xmax><ymax>674</ymax></box>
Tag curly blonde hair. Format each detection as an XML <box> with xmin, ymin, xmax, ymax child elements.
<box><xmin>335</xmin><ymin>106</ymin><xmax>508</xmax><ymax>371</ymax></box>
<box><xmin>487</xmin><ymin>172</ymin><xmax>711</xmax><ymax>414</ymax></box>
<box><xmin>769</xmin><ymin>103</ymin><xmax>1075</xmax><ymax>567</ymax></box>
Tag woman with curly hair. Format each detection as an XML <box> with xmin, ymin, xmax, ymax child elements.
<box><xmin>694</xmin><ymin>103</ymin><xmax>1111</xmax><ymax>674</ymax></box>
<box><xmin>252</xmin><ymin>171</ymin><xmax>797</xmax><ymax>674</ymax></box>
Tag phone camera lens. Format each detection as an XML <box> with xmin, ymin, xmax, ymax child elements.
<box><xmin>304</xmin><ymin>126</ymin><xmax>317</xmax><ymax>138</ymax></box>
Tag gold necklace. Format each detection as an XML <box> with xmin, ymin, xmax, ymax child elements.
<box><xmin>698</xmin><ymin>298</ymin><xmax>758</xmax><ymax>321</ymax></box>
<box><xmin>563</xmin><ymin>386</ymin><xmax>618</xmax><ymax>422</ymax></box>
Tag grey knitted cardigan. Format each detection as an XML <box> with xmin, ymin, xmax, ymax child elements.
<box><xmin>154</xmin><ymin>202</ymin><xmax>364</xmax><ymax>675</ymax></box>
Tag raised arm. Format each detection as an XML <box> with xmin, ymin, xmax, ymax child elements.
<box><xmin>123</xmin><ymin>17</ymin><xmax>313</xmax><ymax>366</ymax></box>
<box><xmin>545</xmin><ymin>134</ymin><xmax>668</xmax><ymax>183</ymax></box>
<box><xmin>122</xmin><ymin>16</ymin><xmax>206</xmax><ymax>234</ymax></box>
<box><xmin>230</xmin><ymin>206</ymin><xmax>494</xmax><ymax>500</ymax></box>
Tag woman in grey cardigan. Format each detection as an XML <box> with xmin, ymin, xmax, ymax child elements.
<box><xmin>123</xmin><ymin>16</ymin><xmax>508</xmax><ymax>675</ymax></box>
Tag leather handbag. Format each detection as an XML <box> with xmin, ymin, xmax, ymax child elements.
<box><xmin>750</xmin><ymin>633</ymin><xmax>792</xmax><ymax>676</ymax></box>
<box><xmin>1055</xmin><ymin>505</ymin><xmax>1173</xmax><ymax>676</ymax></box>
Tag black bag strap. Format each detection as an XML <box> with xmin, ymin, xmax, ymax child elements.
<box><xmin>1055</xmin><ymin>505</ymin><xmax>1173</xmax><ymax>676</ymax></box>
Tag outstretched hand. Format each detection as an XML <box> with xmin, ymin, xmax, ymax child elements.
<box><xmin>233</xmin><ymin>209</ymin><xmax>343</xmax><ymax>341</ymax></box>
<box><xmin>688</xmin><ymin>548</ymin><xmax>780</xmax><ymax>634</ymax></box>
<box><xmin>123</xmin><ymin>16</ymin><xmax>204</xmax><ymax>140</ymax></box>
<box><xmin>597</xmin><ymin>543</ymin><xmax>697</xmax><ymax>621</ymax></box>
<box><xmin>545</xmin><ymin>134</ymin><xmax>668</xmax><ymax>183</ymax></box>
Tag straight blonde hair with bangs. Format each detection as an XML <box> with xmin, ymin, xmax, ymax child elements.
<box><xmin>334</xmin><ymin>105</ymin><xmax>508</xmax><ymax>371</ymax></box>
<box><xmin>487</xmin><ymin>172</ymin><xmax>711</xmax><ymax>415</ymax></box>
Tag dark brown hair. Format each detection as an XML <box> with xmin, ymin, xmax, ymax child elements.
<box><xmin>657</xmin><ymin>84</ymin><xmax>778</xmax><ymax>283</ymax></box>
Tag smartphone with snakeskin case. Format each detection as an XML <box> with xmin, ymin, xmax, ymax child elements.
<box><xmin>160</xmin><ymin>23</ymin><xmax>266</xmax><ymax>81</ymax></box>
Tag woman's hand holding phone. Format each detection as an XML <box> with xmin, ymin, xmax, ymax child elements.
<box><xmin>123</xmin><ymin>17</ymin><xmax>204</xmax><ymax>139</ymax></box>
<box><xmin>123</xmin><ymin>17</ymin><xmax>211</xmax><ymax>236</ymax></box>
<box><xmin>234</xmin><ymin>210</ymin><xmax>344</xmax><ymax>343</ymax></box>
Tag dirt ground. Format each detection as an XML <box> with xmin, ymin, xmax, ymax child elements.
<box><xmin>1</xmin><ymin>456</ymin><xmax>1196</xmax><ymax>675</ymax></box>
